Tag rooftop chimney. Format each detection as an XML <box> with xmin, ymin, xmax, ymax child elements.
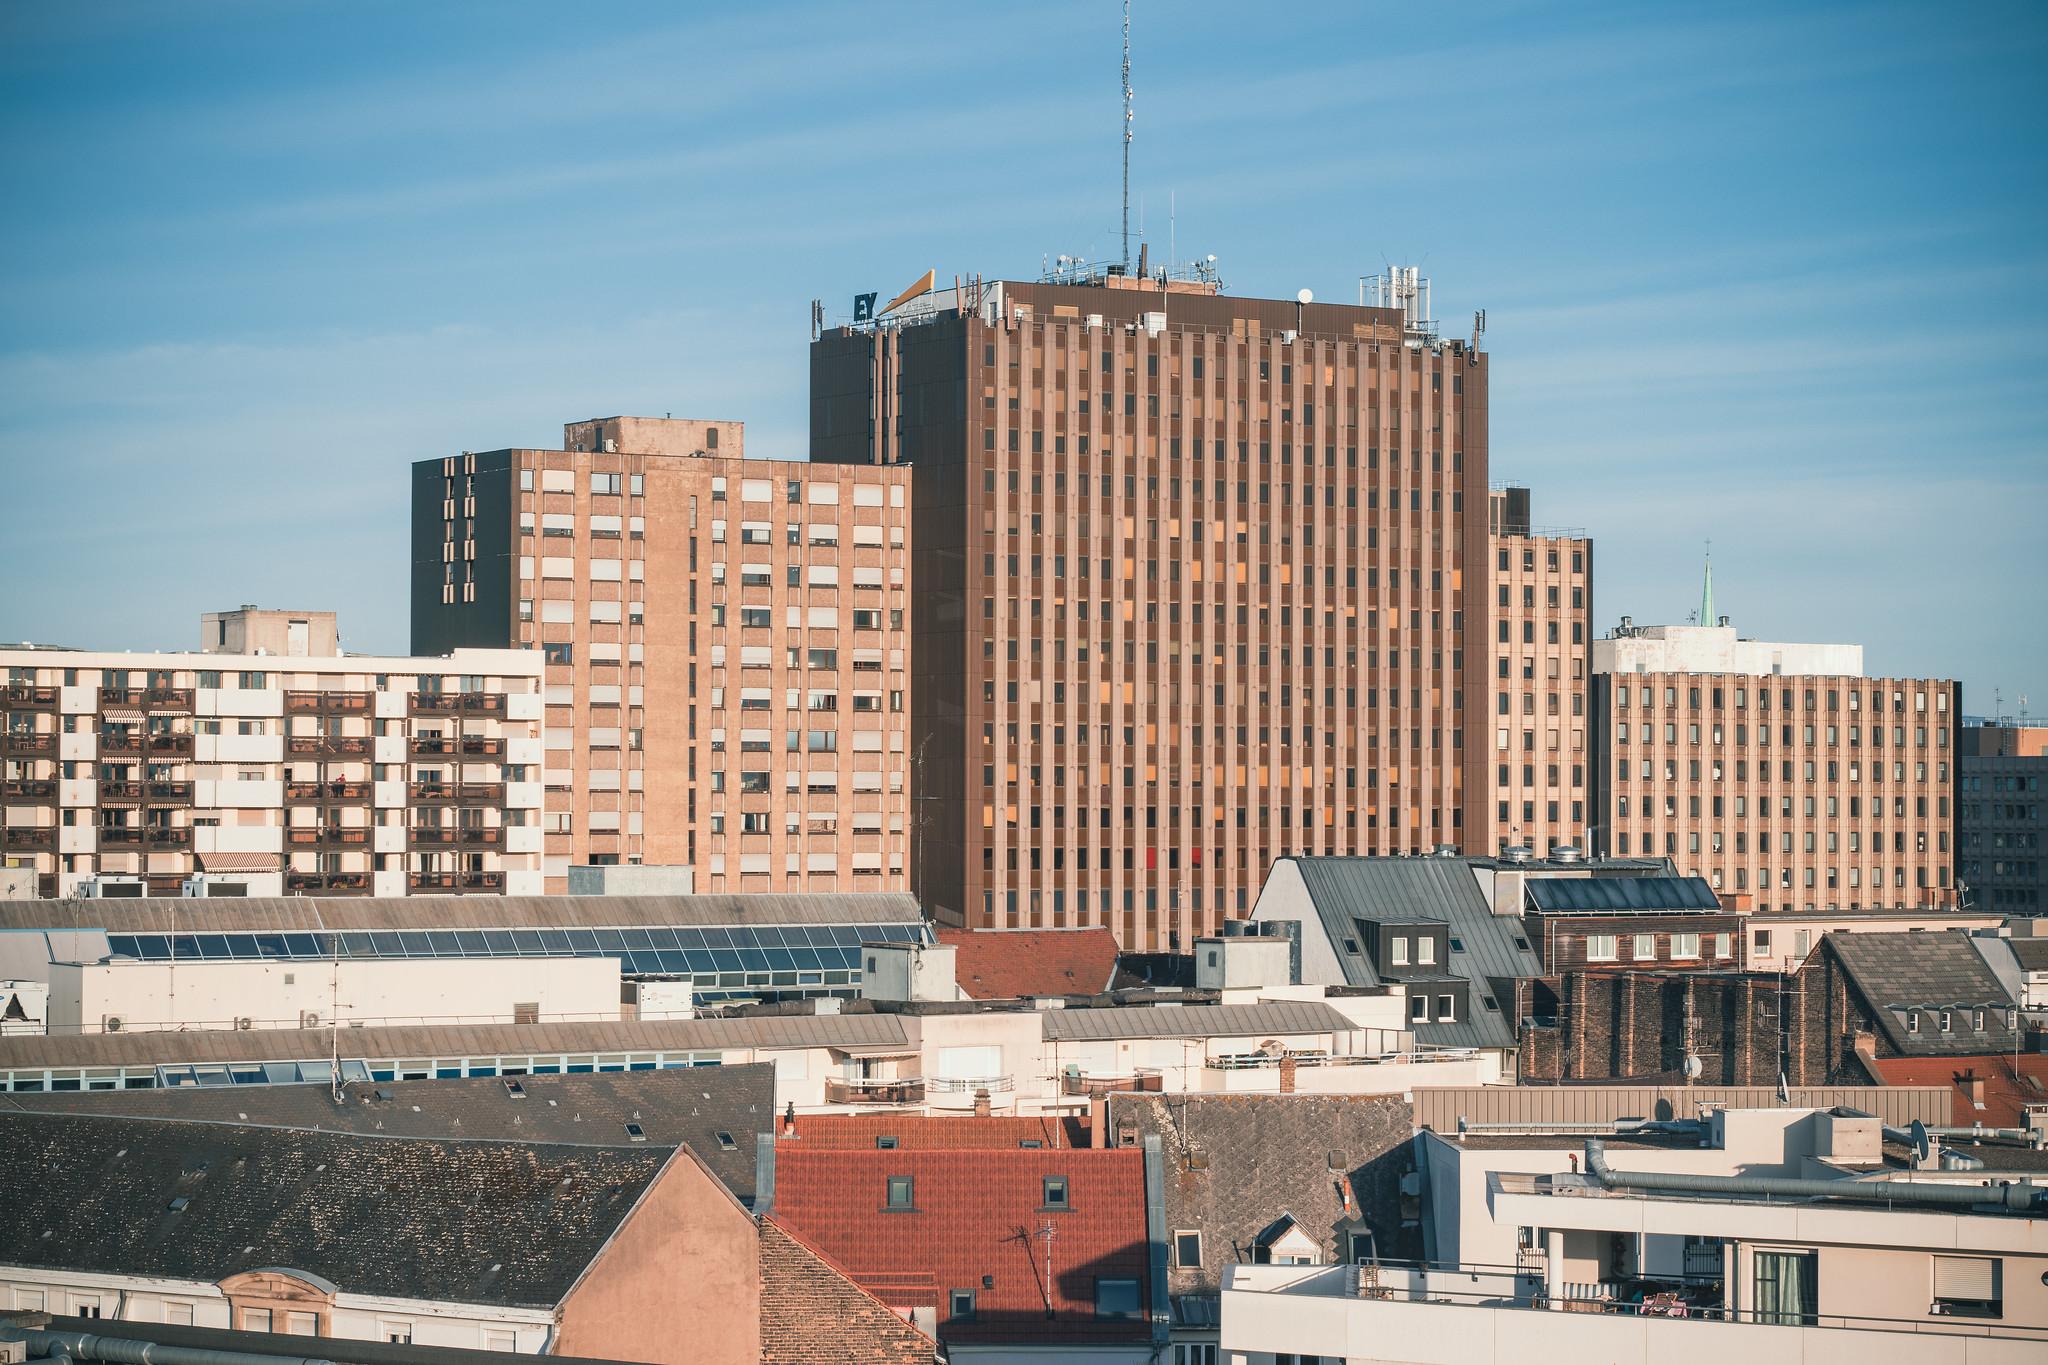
<box><xmin>1960</xmin><ymin>1069</ymin><xmax>1986</xmax><ymax>1109</ymax></box>
<box><xmin>973</xmin><ymin>1087</ymin><xmax>992</xmax><ymax>1119</ymax></box>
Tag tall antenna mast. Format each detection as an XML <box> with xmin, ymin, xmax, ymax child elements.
<box><xmin>1121</xmin><ymin>0</ymin><xmax>1132</xmax><ymax>271</ymax></box>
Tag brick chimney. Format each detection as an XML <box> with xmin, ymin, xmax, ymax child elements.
<box><xmin>973</xmin><ymin>1087</ymin><xmax>991</xmax><ymax>1118</ymax></box>
<box><xmin>1959</xmin><ymin>1069</ymin><xmax>1986</xmax><ymax>1109</ymax></box>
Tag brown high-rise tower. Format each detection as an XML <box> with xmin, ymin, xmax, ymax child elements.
<box><xmin>811</xmin><ymin>268</ymin><xmax>1505</xmax><ymax>946</ymax></box>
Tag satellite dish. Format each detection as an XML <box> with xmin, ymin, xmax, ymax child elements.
<box><xmin>1297</xmin><ymin>289</ymin><xmax>1313</xmax><ymax>304</ymax></box>
<box><xmin>1682</xmin><ymin>1055</ymin><xmax>1702</xmax><ymax>1080</ymax></box>
<box><xmin>1910</xmin><ymin>1120</ymin><xmax>1930</xmax><ymax>1164</ymax></box>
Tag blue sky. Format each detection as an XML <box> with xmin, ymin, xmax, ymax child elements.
<box><xmin>3</xmin><ymin>1</ymin><xmax>2043</xmax><ymax>715</ymax></box>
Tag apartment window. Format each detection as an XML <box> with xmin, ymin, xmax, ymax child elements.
<box><xmin>1586</xmin><ymin>934</ymin><xmax>1617</xmax><ymax>961</ymax></box>
<box><xmin>1933</xmin><ymin>1256</ymin><xmax>2001</xmax><ymax>1318</ymax></box>
<box><xmin>1175</xmin><ymin>1351</ymin><xmax>1218</xmax><ymax>1365</ymax></box>
<box><xmin>285</xmin><ymin>1312</ymin><xmax>318</xmax><ymax>1337</ymax></box>
<box><xmin>591</xmin><ymin>472</ymin><xmax>622</xmax><ymax>494</ymax></box>
<box><xmin>886</xmin><ymin>1176</ymin><xmax>915</xmax><ymax>1209</ymax></box>
<box><xmin>1390</xmin><ymin>936</ymin><xmax>1409</xmax><ymax>965</ymax></box>
<box><xmin>1409</xmin><ymin>994</ymin><xmax>1428</xmax><ymax>1021</ymax></box>
<box><xmin>1437</xmin><ymin>994</ymin><xmax>1455</xmax><ymax>1020</ymax></box>
<box><xmin>243</xmin><ymin>1310</ymin><xmax>273</xmax><ymax>1333</ymax></box>
<box><xmin>382</xmin><ymin>1323</ymin><xmax>413</xmax><ymax>1344</ymax></box>
<box><xmin>1094</xmin><ymin>1277</ymin><xmax>1143</xmax><ymax>1321</ymax></box>
<box><xmin>1176</xmin><ymin>1231</ymin><xmax>1203</xmax><ymax>1267</ymax></box>
<box><xmin>1753</xmin><ymin>1250</ymin><xmax>1818</xmax><ymax>1325</ymax></box>
<box><xmin>1632</xmin><ymin>933</ymin><xmax>1655</xmax><ymax>959</ymax></box>
<box><xmin>1672</xmin><ymin>933</ymin><xmax>1700</xmax><ymax>959</ymax></box>
<box><xmin>1042</xmin><ymin>1175</ymin><xmax>1070</xmax><ymax>1210</ymax></box>
<box><xmin>72</xmin><ymin>1295</ymin><xmax>102</xmax><ymax>1319</ymax></box>
<box><xmin>483</xmin><ymin>1332</ymin><xmax>516</xmax><ymax>1353</ymax></box>
<box><xmin>164</xmin><ymin>1304</ymin><xmax>195</xmax><ymax>1326</ymax></box>
<box><xmin>1415</xmin><ymin>936</ymin><xmax>1436</xmax><ymax>965</ymax></box>
<box><xmin>950</xmin><ymin>1290</ymin><xmax>976</xmax><ymax>1322</ymax></box>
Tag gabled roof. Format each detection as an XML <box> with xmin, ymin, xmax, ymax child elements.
<box><xmin>0</xmin><ymin>1065</ymin><xmax>775</xmax><ymax>1201</ymax></box>
<box><xmin>760</xmin><ymin>1220</ymin><xmax>936</xmax><ymax>1364</ymax></box>
<box><xmin>938</xmin><ymin>928</ymin><xmax>1120</xmax><ymax>1000</ymax></box>
<box><xmin>769</xmin><ymin>1147</ymin><xmax>1150</xmax><ymax>1346</ymax></box>
<box><xmin>1827</xmin><ymin>931</ymin><xmax>2019</xmax><ymax>1054</ymax></box>
<box><xmin>1524</xmin><ymin>876</ymin><xmax>1722</xmax><ymax>914</ymax></box>
<box><xmin>0</xmin><ymin>1111</ymin><xmax>675</xmax><ymax>1307</ymax></box>
<box><xmin>1039</xmin><ymin>1000</ymin><xmax>1354</xmax><ymax>1041</ymax></box>
<box><xmin>1862</xmin><ymin>1056</ymin><xmax>2048</xmax><ymax>1130</ymax></box>
<box><xmin>0</xmin><ymin>892</ymin><xmax>927</xmax><ymax>934</ymax></box>
<box><xmin>784</xmin><ymin>1113</ymin><xmax>1080</xmax><ymax>1149</ymax></box>
<box><xmin>1260</xmin><ymin>857</ymin><xmax>1539</xmax><ymax>1051</ymax></box>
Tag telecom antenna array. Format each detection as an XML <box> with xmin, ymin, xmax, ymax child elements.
<box><xmin>1121</xmin><ymin>0</ymin><xmax>1133</xmax><ymax>271</ymax></box>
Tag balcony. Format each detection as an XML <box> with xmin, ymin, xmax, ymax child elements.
<box><xmin>147</xmin><ymin>734</ymin><xmax>194</xmax><ymax>756</ymax></box>
<box><xmin>146</xmin><ymin>827</ymin><xmax>192</xmax><ymax>848</ymax></box>
<box><xmin>284</xmin><ymin>691</ymin><xmax>370</xmax><ymax>714</ymax></box>
<box><xmin>408</xmin><ymin>827</ymin><xmax>502</xmax><ymax>847</ymax></box>
<box><xmin>285</xmin><ymin>827</ymin><xmax>370</xmax><ymax>847</ymax></box>
<box><xmin>286</xmin><ymin>872</ymin><xmax>372</xmax><ymax>895</ymax></box>
<box><xmin>1205</xmin><ymin>1047</ymin><xmax>1484</xmax><ymax>1070</ymax></box>
<box><xmin>286</xmin><ymin>736</ymin><xmax>372</xmax><ymax>758</ymax></box>
<box><xmin>99</xmin><ymin>734</ymin><xmax>141</xmax><ymax>755</ymax></box>
<box><xmin>409</xmin><ymin>782</ymin><xmax>505</xmax><ymax>805</ymax></box>
<box><xmin>4</xmin><ymin>734</ymin><xmax>56</xmax><ymax>755</ymax></box>
<box><xmin>99</xmin><ymin>781</ymin><xmax>145</xmax><ymax>802</ymax></box>
<box><xmin>144</xmin><ymin>688</ymin><xmax>194</xmax><ymax>711</ymax></box>
<box><xmin>411</xmin><ymin>693</ymin><xmax>507</xmax><ymax>717</ymax></box>
<box><xmin>1060</xmin><ymin>1067</ymin><xmax>1164</xmax><ymax>1097</ymax></box>
<box><xmin>409</xmin><ymin>736</ymin><xmax>505</xmax><ymax>759</ymax></box>
<box><xmin>407</xmin><ymin>871</ymin><xmax>505</xmax><ymax>894</ymax></box>
<box><xmin>99</xmin><ymin>687</ymin><xmax>144</xmax><ymax>707</ymax></box>
<box><xmin>825</xmin><ymin>1077</ymin><xmax>926</xmax><ymax>1105</ymax></box>
<box><xmin>2</xmin><ymin>779</ymin><xmax>55</xmax><ymax>800</ymax></box>
<box><xmin>3</xmin><ymin>685</ymin><xmax>59</xmax><ymax>707</ymax></box>
<box><xmin>925</xmin><ymin>1075</ymin><xmax>1015</xmax><ymax>1094</ymax></box>
<box><xmin>148</xmin><ymin>781</ymin><xmax>195</xmax><ymax>803</ymax></box>
<box><xmin>98</xmin><ymin>827</ymin><xmax>143</xmax><ymax>844</ymax></box>
<box><xmin>2</xmin><ymin>828</ymin><xmax>54</xmax><ymax>850</ymax></box>
<box><xmin>285</xmin><ymin>781</ymin><xmax>373</xmax><ymax>801</ymax></box>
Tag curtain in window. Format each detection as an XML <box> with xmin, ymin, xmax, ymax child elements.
<box><xmin>1753</xmin><ymin>1251</ymin><xmax>1817</xmax><ymax>1325</ymax></box>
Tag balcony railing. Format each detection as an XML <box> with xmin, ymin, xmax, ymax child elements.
<box><xmin>100</xmin><ymin>781</ymin><xmax>144</xmax><ymax>802</ymax></box>
<box><xmin>99</xmin><ymin>734</ymin><xmax>141</xmax><ymax>754</ymax></box>
<box><xmin>1206</xmin><ymin>1048</ymin><xmax>1483</xmax><ymax>1070</ymax></box>
<box><xmin>1</xmin><ymin>779</ymin><xmax>55</xmax><ymax>800</ymax></box>
<box><xmin>825</xmin><ymin>1077</ymin><xmax>926</xmax><ymax>1105</ymax></box>
<box><xmin>2</xmin><ymin>828</ymin><xmax>54</xmax><ymax>850</ymax></box>
<box><xmin>147</xmin><ymin>734</ymin><xmax>194</xmax><ymax>756</ymax></box>
<box><xmin>409</xmin><ymin>782</ymin><xmax>505</xmax><ymax>805</ymax></box>
<box><xmin>408</xmin><ymin>828</ymin><xmax>502</xmax><ymax>846</ymax></box>
<box><xmin>4</xmin><ymin>733</ymin><xmax>56</xmax><ymax>755</ymax></box>
<box><xmin>1060</xmin><ymin>1067</ymin><xmax>1164</xmax><ymax>1097</ymax></box>
<box><xmin>99</xmin><ymin>688</ymin><xmax>144</xmax><ymax>707</ymax></box>
<box><xmin>284</xmin><ymin>691</ymin><xmax>371</xmax><ymax>713</ymax></box>
<box><xmin>286</xmin><ymin>872</ymin><xmax>372</xmax><ymax>895</ymax></box>
<box><xmin>411</xmin><ymin>692</ymin><xmax>508</xmax><ymax>717</ymax></box>
<box><xmin>407</xmin><ymin>871</ymin><xmax>505</xmax><ymax>893</ymax></box>
<box><xmin>285</xmin><ymin>781</ymin><xmax>373</xmax><ymax>801</ymax></box>
<box><xmin>3</xmin><ymin>685</ymin><xmax>59</xmax><ymax>707</ymax></box>
<box><xmin>409</xmin><ymin>737</ymin><xmax>505</xmax><ymax>758</ymax></box>
<box><xmin>926</xmin><ymin>1075</ymin><xmax>1015</xmax><ymax>1094</ymax></box>
<box><xmin>144</xmin><ymin>688</ymin><xmax>194</xmax><ymax>711</ymax></box>
<box><xmin>98</xmin><ymin>827</ymin><xmax>143</xmax><ymax>844</ymax></box>
<box><xmin>285</xmin><ymin>827</ymin><xmax>370</xmax><ymax>847</ymax></box>
<box><xmin>148</xmin><ymin>781</ymin><xmax>194</xmax><ymax>802</ymax></box>
<box><xmin>147</xmin><ymin>828</ymin><xmax>192</xmax><ymax>847</ymax></box>
<box><xmin>286</xmin><ymin>736</ymin><xmax>372</xmax><ymax>758</ymax></box>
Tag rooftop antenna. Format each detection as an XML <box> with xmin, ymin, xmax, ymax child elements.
<box><xmin>1121</xmin><ymin>0</ymin><xmax>1132</xmax><ymax>271</ymax></box>
<box><xmin>1701</xmin><ymin>542</ymin><xmax>1713</xmax><ymax>630</ymax></box>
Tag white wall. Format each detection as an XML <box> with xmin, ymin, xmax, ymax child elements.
<box><xmin>45</xmin><ymin>956</ymin><xmax>622</xmax><ymax>1034</ymax></box>
<box><xmin>1593</xmin><ymin>625</ymin><xmax>1863</xmax><ymax>679</ymax></box>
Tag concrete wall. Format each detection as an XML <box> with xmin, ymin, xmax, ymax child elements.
<box><xmin>566</xmin><ymin>863</ymin><xmax>695</xmax><ymax>895</ymax></box>
<box><xmin>45</xmin><ymin>955</ymin><xmax>622</xmax><ymax>1034</ymax></box>
<box><xmin>1595</xmin><ymin>625</ymin><xmax>1862</xmax><ymax>679</ymax></box>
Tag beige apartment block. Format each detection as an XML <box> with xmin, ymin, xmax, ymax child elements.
<box><xmin>1591</xmin><ymin>660</ymin><xmax>1960</xmax><ymax>911</ymax></box>
<box><xmin>1</xmin><ymin>644</ymin><xmax>543</xmax><ymax>898</ymax></box>
<box><xmin>199</xmin><ymin>606</ymin><xmax>339</xmax><ymax>658</ymax></box>
<box><xmin>1475</xmin><ymin>485</ymin><xmax>1593</xmax><ymax>856</ymax></box>
<box><xmin>411</xmin><ymin>421</ymin><xmax>912</xmax><ymax>894</ymax></box>
<box><xmin>810</xmin><ymin>270</ymin><xmax>1491</xmax><ymax>949</ymax></box>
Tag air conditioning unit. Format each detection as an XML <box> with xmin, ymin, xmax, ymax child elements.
<box><xmin>101</xmin><ymin>1015</ymin><xmax>125</xmax><ymax>1033</ymax></box>
<box><xmin>299</xmin><ymin>1010</ymin><xmax>322</xmax><ymax>1029</ymax></box>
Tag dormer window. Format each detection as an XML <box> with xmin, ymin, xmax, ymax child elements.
<box><xmin>1414</xmin><ymin>937</ymin><xmax>1436</xmax><ymax>966</ymax></box>
<box><xmin>1390</xmin><ymin>937</ymin><xmax>1410</xmax><ymax>966</ymax></box>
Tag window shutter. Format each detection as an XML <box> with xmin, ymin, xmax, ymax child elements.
<box><xmin>1934</xmin><ymin>1256</ymin><xmax>1997</xmax><ymax>1301</ymax></box>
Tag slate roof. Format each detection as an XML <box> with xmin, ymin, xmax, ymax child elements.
<box><xmin>0</xmin><ymin>1013</ymin><xmax>910</xmax><ymax>1070</ymax></box>
<box><xmin>0</xmin><ymin>1065</ymin><xmax>775</xmax><ymax>1201</ymax></box>
<box><xmin>785</xmin><ymin>1113</ymin><xmax>1082</xmax><ymax>1149</ymax></box>
<box><xmin>0</xmin><ymin>1111</ymin><xmax>676</xmax><ymax>1307</ymax></box>
<box><xmin>1107</xmin><ymin>1093</ymin><xmax>1415</xmax><ymax>1294</ymax></box>
<box><xmin>1827</xmin><ymin>930</ymin><xmax>2020</xmax><ymax>1054</ymax></box>
<box><xmin>1864</xmin><ymin>1055</ymin><xmax>2048</xmax><ymax>1131</ymax></box>
<box><xmin>1264</xmin><ymin>857</ymin><xmax>1541</xmax><ymax>1051</ymax></box>
<box><xmin>2006</xmin><ymin>938</ymin><xmax>2048</xmax><ymax>973</ymax></box>
<box><xmin>769</xmin><ymin>1147</ymin><xmax>1150</xmax><ymax>1346</ymax></box>
<box><xmin>938</xmin><ymin>928</ymin><xmax>1120</xmax><ymax>1000</ymax></box>
<box><xmin>0</xmin><ymin>893</ymin><xmax>926</xmax><ymax>935</ymax></box>
<box><xmin>1524</xmin><ymin>876</ymin><xmax>1722</xmax><ymax>914</ymax></box>
<box><xmin>1039</xmin><ymin>1000</ymin><xmax>1355</xmax><ymax>1041</ymax></box>
<box><xmin>759</xmin><ymin>1221</ymin><xmax>937</xmax><ymax>1364</ymax></box>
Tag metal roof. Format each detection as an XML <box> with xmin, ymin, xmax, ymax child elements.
<box><xmin>1039</xmin><ymin>1000</ymin><xmax>1356</xmax><ymax>1041</ymax></box>
<box><xmin>0</xmin><ymin>892</ymin><xmax>927</xmax><ymax>935</ymax></box>
<box><xmin>1524</xmin><ymin>876</ymin><xmax>1723</xmax><ymax>914</ymax></box>
<box><xmin>1275</xmin><ymin>857</ymin><xmax>1541</xmax><ymax>1052</ymax></box>
<box><xmin>0</xmin><ymin>1013</ymin><xmax>909</xmax><ymax>1069</ymax></box>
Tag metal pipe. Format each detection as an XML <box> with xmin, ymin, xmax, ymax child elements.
<box><xmin>26</xmin><ymin>1331</ymin><xmax>337</xmax><ymax>1365</ymax></box>
<box><xmin>1583</xmin><ymin>1139</ymin><xmax>2048</xmax><ymax>1212</ymax></box>
<box><xmin>1459</xmin><ymin>1118</ymin><xmax>1703</xmax><ymax>1135</ymax></box>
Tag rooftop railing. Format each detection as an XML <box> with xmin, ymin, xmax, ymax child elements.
<box><xmin>1207</xmin><ymin>1048</ymin><xmax>1482</xmax><ymax>1070</ymax></box>
<box><xmin>927</xmin><ymin>1075</ymin><xmax>1015</xmax><ymax>1094</ymax></box>
<box><xmin>824</xmin><ymin>1077</ymin><xmax>926</xmax><ymax>1105</ymax></box>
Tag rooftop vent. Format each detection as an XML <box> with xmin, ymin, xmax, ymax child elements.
<box><xmin>1550</xmin><ymin>846</ymin><xmax>1586</xmax><ymax>864</ymax></box>
<box><xmin>1500</xmin><ymin>846</ymin><xmax>1536</xmax><ymax>864</ymax></box>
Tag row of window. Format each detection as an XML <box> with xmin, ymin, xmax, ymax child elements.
<box><xmin>1615</xmin><ymin>721</ymin><xmax>1943</xmax><ymax>749</ymax></box>
<box><xmin>1585</xmin><ymin>932</ymin><xmax>1734</xmax><ymax>962</ymax></box>
<box><xmin>1616</xmin><ymin>685</ymin><xmax>1945</xmax><ymax>715</ymax></box>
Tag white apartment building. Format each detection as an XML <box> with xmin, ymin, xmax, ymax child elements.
<box><xmin>2</xmin><ymin>644</ymin><xmax>543</xmax><ymax>898</ymax></box>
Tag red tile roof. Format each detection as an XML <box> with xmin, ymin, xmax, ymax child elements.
<box><xmin>760</xmin><ymin>1220</ymin><xmax>936</xmax><ymax>1364</ymax></box>
<box><xmin>1865</xmin><ymin>1055</ymin><xmax>2048</xmax><ymax>1130</ymax></box>
<box><xmin>771</xmin><ymin>1147</ymin><xmax>1152</xmax><ymax>1346</ymax></box>
<box><xmin>785</xmin><ymin>1113</ymin><xmax>1084</xmax><ymax>1149</ymax></box>
<box><xmin>939</xmin><ymin>928</ymin><xmax>1121</xmax><ymax>1000</ymax></box>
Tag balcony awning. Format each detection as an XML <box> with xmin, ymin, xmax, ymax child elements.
<box><xmin>832</xmin><ymin>1044</ymin><xmax>921</xmax><ymax>1059</ymax></box>
<box><xmin>197</xmin><ymin>852</ymin><xmax>278</xmax><ymax>871</ymax></box>
<box><xmin>101</xmin><ymin>708</ymin><xmax>144</xmax><ymax>722</ymax></box>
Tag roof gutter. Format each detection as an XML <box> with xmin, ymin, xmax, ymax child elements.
<box><xmin>1583</xmin><ymin>1138</ymin><xmax>2048</xmax><ymax>1213</ymax></box>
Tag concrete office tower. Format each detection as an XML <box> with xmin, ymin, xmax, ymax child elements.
<box><xmin>1590</xmin><ymin>619</ymin><xmax>1959</xmax><ymax>911</ymax></box>
<box><xmin>0</xmin><ymin>642</ymin><xmax>542</xmax><ymax>899</ymax></box>
<box><xmin>1477</xmin><ymin>485</ymin><xmax>1594</xmax><ymax>856</ymax></box>
<box><xmin>411</xmin><ymin>422</ymin><xmax>912</xmax><ymax>894</ymax></box>
<box><xmin>810</xmin><ymin>267</ymin><xmax>1489</xmax><ymax>946</ymax></box>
